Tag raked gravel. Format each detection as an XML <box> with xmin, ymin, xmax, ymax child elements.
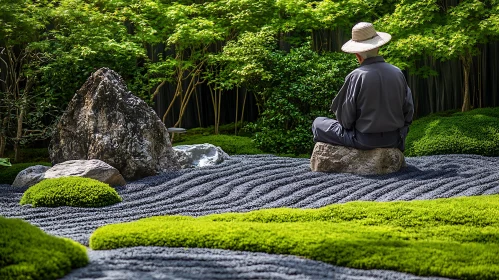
<box><xmin>2</xmin><ymin>154</ymin><xmax>499</xmax><ymax>280</ymax></box>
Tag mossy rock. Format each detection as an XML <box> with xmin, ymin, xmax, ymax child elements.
<box><xmin>0</xmin><ymin>162</ymin><xmax>52</xmax><ymax>185</ymax></box>
<box><xmin>20</xmin><ymin>177</ymin><xmax>122</xmax><ymax>208</ymax></box>
<box><xmin>0</xmin><ymin>217</ymin><xmax>88</xmax><ymax>280</ymax></box>
<box><xmin>405</xmin><ymin>107</ymin><xmax>499</xmax><ymax>157</ymax></box>
<box><xmin>90</xmin><ymin>195</ymin><xmax>499</xmax><ymax>279</ymax></box>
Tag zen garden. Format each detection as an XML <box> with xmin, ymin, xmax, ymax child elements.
<box><xmin>1</xmin><ymin>0</ymin><xmax>499</xmax><ymax>279</ymax></box>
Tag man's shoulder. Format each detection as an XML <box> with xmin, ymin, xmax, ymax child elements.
<box><xmin>357</xmin><ymin>61</ymin><xmax>404</xmax><ymax>76</ymax></box>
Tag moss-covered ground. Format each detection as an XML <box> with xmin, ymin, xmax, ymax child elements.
<box><xmin>405</xmin><ymin>107</ymin><xmax>499</xmax><ymax>156</ymax></box>
<box><xmin>0</xmin><ymin>217</ymin><xmax>88</xmax><ymax>280</ymax></box>
<box><xmin>90</xmin><ymin>195</ymin><xmax>499</xmax><ymax>280</ymax></box>
<box><xmin>20</xmin><ymin>177</ymin><xmax>122</xmax><ymax>208</ymax></box>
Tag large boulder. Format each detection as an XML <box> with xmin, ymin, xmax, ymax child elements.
<box><xmin>49</xmin><ymin>68</ymin><xmax>179</xmax><ymax>180</ymax></box>
<box><xmin>12</xmin><ymin>165</ymin><xmax>51</xmax><ymax>188</ymax></box>
<box><xmin>44</xmin><ymin>160</ymin><xmax>126</xmax><ymax>186</ymax></box>
<box><xmin>173</xmin><ymin>144</ymin><xmax>229</xmax><ymax>168</ymax></box>
<box><xmin>310</xmin><ymin>142</ymin><xmax>405</xmax><ymax>175</ymax></box>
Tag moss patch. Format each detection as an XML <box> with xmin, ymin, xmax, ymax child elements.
<box><xmin>90</xmin><ymin>195</ymin><xmax>499</xmax><ymax>279</ymax></box>
<box><xmin>0</xmin><ymin>162</ymin><xmax>52</xmax><ymax>185</ymax></box>
<box><xmin>405</xmin><ymin>107</ymin><xmax>499</xmax><ymax>156</ymax></box>
<box><xmin>20</xmin><ymin>177</ymin><xmax>122</xmax><ymax>208</ymax></box>
<box><xmin>0</xmin><ymin>217</ymin><xmax>88</xmax><ymax>280</ymax></box>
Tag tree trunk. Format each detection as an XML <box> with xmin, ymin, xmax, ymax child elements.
<box><xmin>0</xmin><ymin>117</ymin><xmax>7</xmax><ymax>157</ymax></box>
<box><xmin>14</xmin><ymin>106</ymin><xmax>25</xmax><ymax>162</ymax></box>
<box><xmin>240</xmin><ymin>89</ymin><xmax>247</xmax><ymax>131</ymax></box>
<box><xmin>461</xmin><ymin>55</ymin><xmax>472</xmax><ymax>112</ymax></box>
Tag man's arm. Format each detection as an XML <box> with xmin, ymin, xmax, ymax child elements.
<box><xmin>403</xmin><ymin>86</ymin><xmax>414</xmax><ymax>126</ymax></box>
<box><xmin>330</xmin><ymin>74</ymin><xmax>358</xmax><ymax>130</ymax></box>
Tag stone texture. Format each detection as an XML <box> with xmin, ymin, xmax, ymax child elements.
<box><xmin>310</xmin><ymin>142</ymin><xmax>405</xmax><ymax>175</ymax></box>
<box><xmin>49</xmin><ymin>68</ymin><xmax>179</xmax><ymax>181</ymax></box>
<box><xmin>44</xmin><ymin>159</ymin><xmax>126</xmax><ymax>186</ymax></box>
<box><xmin>12</xmin><ymin>165</ymin><xmax>50</xmax><ymax>188</ymax></box>
<box><xmin>173</xmin><ymin>144</ymin><xmax>229</xmax><ymax>168</ymax></box>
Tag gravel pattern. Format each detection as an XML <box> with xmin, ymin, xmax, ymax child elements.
<box><xmin>2</xmin><ymin>154</ymin><xmax>499</xmax><ymax>280</ymax></box>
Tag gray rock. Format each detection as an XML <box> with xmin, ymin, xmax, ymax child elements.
<box><xmin>310</xmin><ymin>142</ymin><xmax>405</xmax><ymax>175</ymax></box>
<box><xmin>44</xmin><ymin>159</ymin><xmax>126</xmax><ymax>186</ymax></box>
<box><xmin>12</xmin><ymin>165</ymin><xmax>50</xmax><ymax>188</ymax></box>
<box><xmin>49</xmin><ymin>68</ymin><xmax>179</xmax><ymax>181</ymax></box>
<box><xmin>173</xmin><ymin>144</ymin><xmax>229</xmax><ymax>168</ymax></box>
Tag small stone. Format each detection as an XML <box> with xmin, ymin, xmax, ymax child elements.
<box><xmin>12</xmin><ymin>165</ymin><xmax>51</xmax><ymax>188</ymax></box>
<box><xmin>44</xmin><ymin>159</ymin><xmax>126</xmax><ymax>186</ymax></box>
<box><xmin>173</xmin><ymin>144</ymin><xmax>229</xmax><ymax>169</ymax></box>
<box><xmin>310</xmin><ymin>142</ymin><xmax>406</xmax><ymax>175</ymax></box>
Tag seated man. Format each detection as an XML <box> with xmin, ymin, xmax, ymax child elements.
<box><xmin>312</xmin><ymin>22</ymin><xmax>414</xmax><ymax>152</ymax></box>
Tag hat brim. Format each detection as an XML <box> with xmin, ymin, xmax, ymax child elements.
<box><xmin>341</xmin><ymin>32</ymin><xmax>392</xmax><ymax>54</ymax></box>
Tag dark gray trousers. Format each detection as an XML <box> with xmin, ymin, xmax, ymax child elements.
<box><xmin>312</xmin><ymin>117</ymin><xmax>407</xmax><ymax>152</ymax></box>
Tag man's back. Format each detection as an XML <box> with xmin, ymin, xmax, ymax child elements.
<box><xmin>331</xmin><ymin>56</ymin><xmax>413</xmax><ymax>134</ymax></box>
<box><xmin>352</xmin><ymin>57</ymin><xmax>411</xmax><ymax>133</ymax></box>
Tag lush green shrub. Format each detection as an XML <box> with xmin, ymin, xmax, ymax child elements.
<box><xmin>405</xmin><ymin>107</ymin><xmax>499</xmax><ymax>156</ymax></box>
<box><xmin>174</xmin><ymin>134</ymin><xmax>263</xmax><ymax>155</ymax></box>
<box><xmin>90</xmin><ymin>195</ymin><xmax>499</xmax><ymax>279</ymax></box>
<box><xmin>248</xmin><ymin>46</ymin><xmax>357</xmax><ymax>155</ymax></box>
<box><xmin>20</xmin><ymin>177</ymin><xmax>122</xmax><ymax>208</ymax></box>
<box><xmin>0</xmin><ymin>162</ymin><xmax>51</xmax><ymax>185</ymax></box>
<box><xmin>0</xmin><ymin>217</ymin><xmax>88</xmax><ymax>280</ymax></box>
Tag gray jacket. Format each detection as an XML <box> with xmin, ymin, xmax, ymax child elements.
<box><xmin>330</xmin><ymin>56</ymin><xmax>414</xmax><ymax>134</ymax></box>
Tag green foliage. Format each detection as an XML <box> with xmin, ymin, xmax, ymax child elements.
<box><xmin>249</xmin><ymin>46</ymin><xmax>357</xmax><ymax>155</ymax></box>
<box><xmin>0</xmin><ymin>158</ymin><xmax>11</xmax><ymax>167</ymax></box>
<box><xmin>0</xmin><ymin>216</ymin><xmax>88</xmax><ymax>280</ymax></box>
<box><xmin>20</xmin><ymin>177</ymin><xmax>122</xmax><ymax>208</ymax></box>
<box><xmin>0</xmin><ymin>162</ymin><xmax>51</xmax><ymax>185</ymax></box>
<box><xmin>405</xmin><ymin>107</ymin><xmax>499</xmax><ymax>156</ymax></box>
<box><xmin>90</xmin><ymin>195</ymin><xmax>499</xmax><ymax>279</ymax></box>
<box><xmin>174</xmin><ymin>134</ymin><xmax>263</xmax><ymax>155</ymax></box>
<box><xmin>376</xmin><ymin>0</ymin><xmax>499</xmax><ymax>77</ymax></box>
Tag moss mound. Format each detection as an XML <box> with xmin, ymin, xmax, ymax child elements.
<box><xmin>405</xmin><ymin>107</ymin><xmax>499</xmax><ymax>156</ymax></box>
<box><xmin>174</xmin><ymin>134</ymin><xmax>263</xmax><ymax>155</ymax></box>
<box><xmin>0</xmin><ymin>217</ymin><xmax>88</xmax><ymax>280</ymax></box>
<box><xmin>90</xmin><ymin>195</ymin><xmax>499</xmax><ymax>279</ymax></box>
<box><xmin>20</xmin><ymin>177</ymin><xmax>122</xmax><ymax>208</ymax></box>
<box><xmin>0</xmin><ymin>162</ymin><xmax>52</xmax><ymax>185</ymax></box>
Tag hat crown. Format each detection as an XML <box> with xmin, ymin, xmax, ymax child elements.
<box><xmin>352</xmin><ymin>22</ymin><xmax>378</xmax><ymax>42</ymax></box>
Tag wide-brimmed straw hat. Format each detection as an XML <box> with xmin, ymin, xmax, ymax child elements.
<box><xmin>341</xmin><ymin>22</ymin><xmax>391</xmax><ymax>54</ymax></box>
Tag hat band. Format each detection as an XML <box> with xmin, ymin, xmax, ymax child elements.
<box><xmin>352</xmin><ymin>34</ymin><xmax>378</xmax><ymax>42</ymax></box>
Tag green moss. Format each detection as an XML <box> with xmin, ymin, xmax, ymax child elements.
<box><xmin>174</xmin><ymin>134</ymin><xmax>264</xmax><ymax>155</ymax></box>
<box><xmin>20</xmin><ymin>177</ymin><xmax>122</xmax><ymax>208</ymax></box>
<box><xmin>90</xmin><ymin>195</ymin><xmax>499</xmax><ymax>279</ymax></box>
<box><xmin>405</xmin><ymin>107</ymin><xmax>499</xmax><ymax>156</ymax></box>
<box><xmin>0</xmin><ymin>162</ymin><xmax>52</xmax><ymax>185</ymax></box>
<box><xmin>0</xmin><ymin>217</ymin><xmax>88</xmax><ymax>280</ymax></box>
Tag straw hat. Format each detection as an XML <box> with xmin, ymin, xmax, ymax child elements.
<box><xmin>341</xmin><ymin>22</ymin><xmax>392</xmax><ymax>54</ymax></box>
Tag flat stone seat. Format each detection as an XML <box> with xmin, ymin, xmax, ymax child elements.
<box><xmin>310</xmin><ymin>142</ymin><xmax>405</xmax><ymax>175</ymax></box>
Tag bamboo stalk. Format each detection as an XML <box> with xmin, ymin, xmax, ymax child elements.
<box><xmin>235</xmin><ymin>87</ymin><xmax>239</xmax><ymax>135</ymax></box>
<box><xmin>216</xmin><ymin>89</ymin><xmax>222</xmax><ymax>135</ymax></box>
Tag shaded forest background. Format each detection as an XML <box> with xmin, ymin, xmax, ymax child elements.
<box><xmin>1</xmin><ymin>0</ymin><xmax>498</xmax><ymax>157</ymax></box>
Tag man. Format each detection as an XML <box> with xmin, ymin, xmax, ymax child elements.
<box><xmin>312</xmin><ymin>22</ymin><xmax>414</xmax><ymax>152</ymax></box>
